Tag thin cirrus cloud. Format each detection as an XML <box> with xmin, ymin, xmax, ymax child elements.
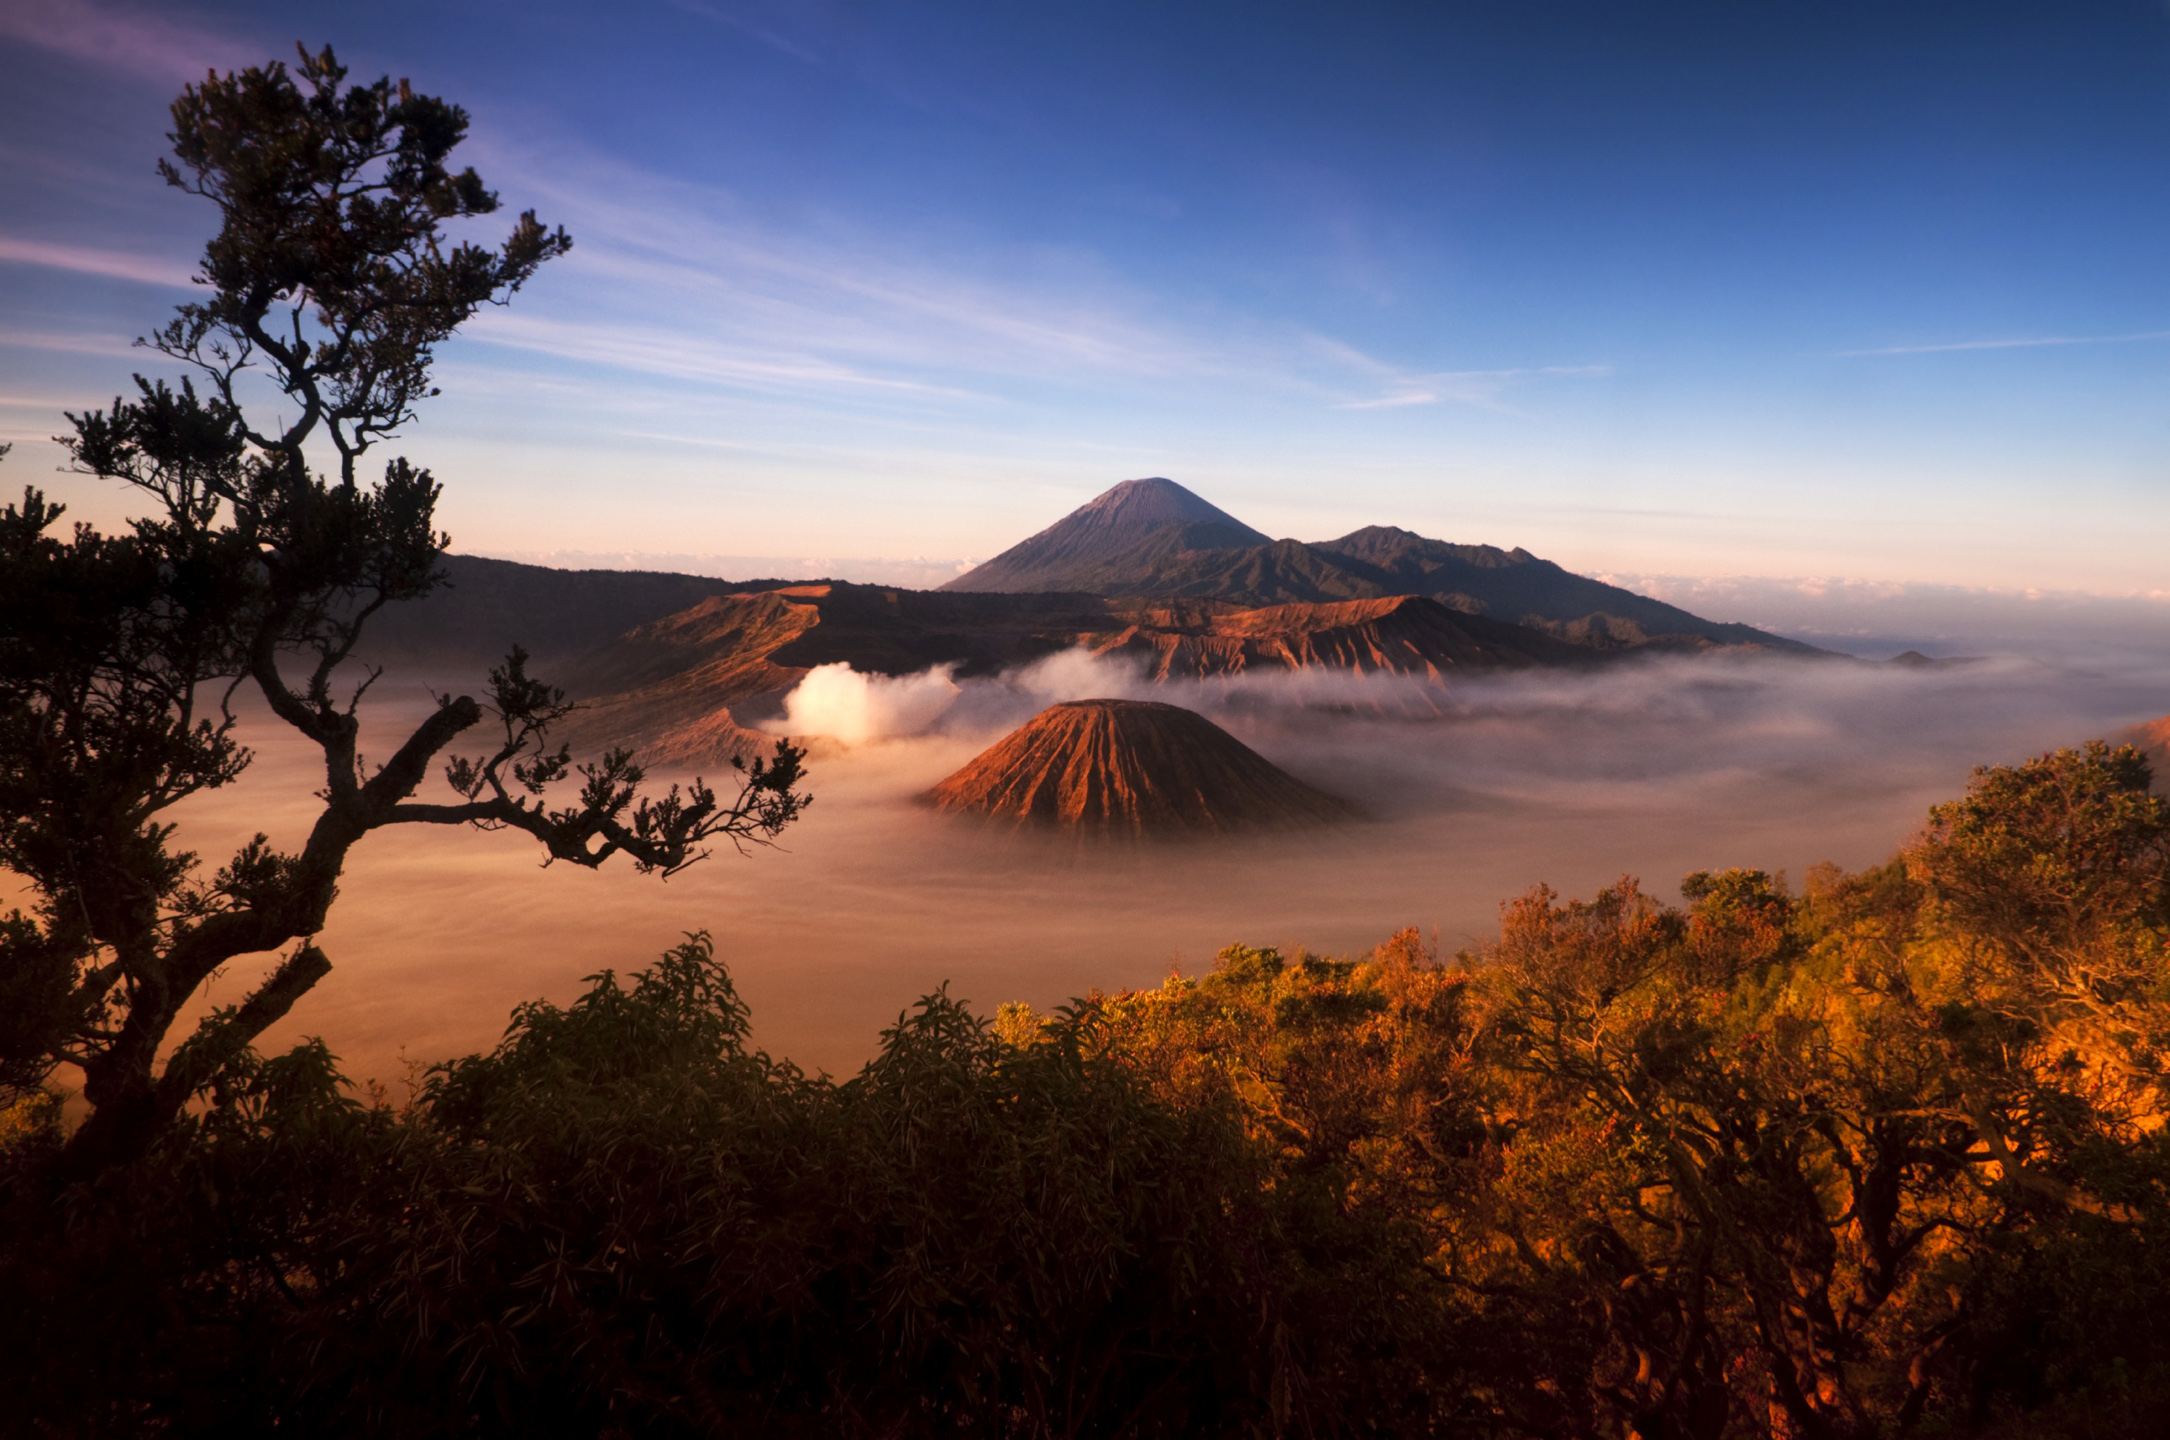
<box><xmin>487</xmin><ymin>149</ymin><xmax>1226</xmax><ymax>383</ymax></box>
<box><xmin>0</xmin><ymin>236</ymin><xmax>196</xmax><ymax>291</ymax></box>
<box><xmin>467</xmin><ymin>137</ymin><xmax>1609</xmax><ymax>414</ymax></box>
<box><xmin>555</xmin><ymin>242</ymin><xmax>1206</xmax><ymax>383</ymax></box>
<box><xmin>1335</xmin><ymin>365</ymin><xmax>1615</xmax><ymax>411</ymax></box>
<box><xmin>661</xmin><ymin>0</ymin><xmax>1012</xmax><ymax>129</ymax></box>
<box><xmin>0</xmin><ymin>22</ymin><xmax>1610</xmax><ymax>429</ymax></box>
<box><xmin>1838</xmin><ymin>329</ymin><xmax>2170</xmax><ymax>357</ymax></box>
<box><xmin>664</xmin><ymin>0</ymin><xmax>827</xmax><ymax>68</ymax></box>
<box><xmin>0</xmin><ymin>331</ymin><xmax>149</xmax><ymax>361</ymax></box>
<box><xmin>1307</xmin><ymin>334</ymin><xmax>1611</xmax><ymax>410</ymax></box>
<box><xmin>0</xmin><ymin>0</ymin><xmax>251</xmax><ymax>85</ymax></box>
<box><xmin>460</xmin><ymin>310</ymin><xmax>994</xmax><ymax>403</ymax></box>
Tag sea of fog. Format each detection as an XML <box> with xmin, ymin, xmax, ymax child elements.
<box><xmin>24</xmin><ymin>641</ymin><xmax>2170</xmax><ymax>1087</ymax></box>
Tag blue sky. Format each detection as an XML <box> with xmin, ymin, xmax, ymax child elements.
<box><xmin>3</xmin><ymin>0</ymin><xmax>2168</xmax><ymax>593</ymax></box>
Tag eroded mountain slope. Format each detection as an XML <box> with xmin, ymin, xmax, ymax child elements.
<box><xmin>552</xmin><ymin>585</ymin><xmax>1582</xmax><ymax>764</ymax></box>
<box><xmin>923</xmin><ymin>699</ymin><xmax>1357</xmax><ymax>838</ymax></box>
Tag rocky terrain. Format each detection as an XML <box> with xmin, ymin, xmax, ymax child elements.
<box><xmin>547</xmin><ymin>585</ymin><xmax>1587</xmax><ymax>764</ymax></box>
<box><xmin>922</xmin><ymin>698</ymin><xmax>1358</xmax><ymax>838</ymax></box>
<box><xmin>354</xmin><ymin>478</ymin><xmax>1830</xmax><ymax>767</ymax></box>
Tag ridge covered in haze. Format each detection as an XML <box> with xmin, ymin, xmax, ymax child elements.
<box><xmin>946</xmin><ymin>479</ymin><xmax>1813</xmax><ymax>652</ymax></box>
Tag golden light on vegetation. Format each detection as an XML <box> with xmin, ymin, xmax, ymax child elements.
<box><xmin>9</xmin><ymin>742</ymin><xmax>2168</xmax><ymax>1434</ymax></box>
<box><xmin>10</xmin><ymin>32</ymin><xmax>2170</xmax><ymax>1440</ymax></box>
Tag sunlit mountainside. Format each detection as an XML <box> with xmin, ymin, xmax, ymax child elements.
<box><xmin>2120</xmin><ymin>714</ymin><xmax>2170</xmax><ymax>783</ymax></box>
<box><xmin>531</xmin><ymin>586</ymin><xmax>1592</xmax><ymax>766</ymax></box>
<box><xmin>15</xmin><ymin>14</ymin><xmax>2170</xmax><ymax>1436</ymax></box>
<box><xmin>924</xmin><ymin>698</ymin><xmax>1358</xmax><ymax>837</ymax></box>
<box><xmin>377</xmin><ymin>477</ymin><xmax>1814</xmax><ymax>671</ymax></box>
<box><xmin>360</xmin><ymin>478</ymin><xmax>1832</xmax><ymax>767</ymax></box>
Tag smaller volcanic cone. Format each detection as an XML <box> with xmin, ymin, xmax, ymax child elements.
<box><xmin>925</xmin><ymin>698</ymin><xmax>1357</xmax><ymax>838</ymax></box>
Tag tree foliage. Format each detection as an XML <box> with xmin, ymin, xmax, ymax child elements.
<box><xmin>7</xmin><ymin>744</ymin><xmax>2166</xmax><ymax>1436</ymax></box>
<box><xmin>0</xmin><ymin>46</ymin><xmax>807</xmax><ymax>1177</ymax></box>
<box><xmin>6</xmin><ymin>40</ymin><xmax>2169</xmax><ymax>1440</ymax></box>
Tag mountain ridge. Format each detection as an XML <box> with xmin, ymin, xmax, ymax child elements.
<box><xmin>945</xmin><ymin>480</ymin><xmax>1816</xmax><ymax>653</ymax></box>
<box><xmin>548</xmin><ymin>584</ymin><xmax>1589</xmax><ymax>765</ymax></box>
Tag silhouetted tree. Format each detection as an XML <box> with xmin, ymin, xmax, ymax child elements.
<box><xmin>0</xmin><ymin>45</ymin><xmax>807</xmax><ymax>1177</ymax></box>
<box><xmin>5</xmin><ymin>742</ymin><xmax>2170</xmax><ymax>1433</ymax></box>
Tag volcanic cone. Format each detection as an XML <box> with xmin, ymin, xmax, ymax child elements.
<box><xmin>924</xmin><ymin>699</ymin><xmax>1357</xmax><ymax>838</ymax></box>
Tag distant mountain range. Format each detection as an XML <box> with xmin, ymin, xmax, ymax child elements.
<box><xmin>946</xmin><ymin>478</ymin><xmax>1814</xmax><ymax>653</ymax></box>
<box><xmin>345</xmin><ymin>477</ymin><xmax>1839</xmax><ymax>766</ymax></box>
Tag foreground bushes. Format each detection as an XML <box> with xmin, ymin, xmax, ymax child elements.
<box><xmin>5</xmin><ymin>743</ymin><xmax>2170</xmax><ymax>1437</ymax></box>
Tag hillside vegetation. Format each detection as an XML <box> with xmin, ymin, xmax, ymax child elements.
<box><xmin>5</xmin><ymin>740</ymin><xmax>2167</xmax><ymax>1438</ymax></box>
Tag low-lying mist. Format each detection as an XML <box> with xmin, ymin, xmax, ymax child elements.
<box><xmin>42</xmin><ymin>645</ymin><xmax>2170</xmax><ymax>1087</ymax></box>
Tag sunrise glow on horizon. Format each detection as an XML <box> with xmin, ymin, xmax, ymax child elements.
<box><xmin>3</xmin><ymin>0</ymin><xmax>2167</xmax><ymax>596</ymax></box>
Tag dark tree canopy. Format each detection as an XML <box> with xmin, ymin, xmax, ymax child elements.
<box><xmin>5</xmin><ymin>747</ymin><xmax>2167</xmax><ymax>1436</ymax></box>
<box><xmin>9</xmin><ymin>39</ymin><xmax>2170</xmax><ymax>1440</ymax></box>
<box><xmin>0</xmin><ymin>45</ymin><xmax>807</xmax><ymax>1177</ymax></box>
<box><xmin>143</xmin><ymin>45</ymin><xmax>569</xmax><ymax>485</ymax></box>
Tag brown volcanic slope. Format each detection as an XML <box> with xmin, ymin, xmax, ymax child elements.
<box><xmin>2114</xmin><ymin>714</ymin><xmax>2170</xmax><ymax>792</ymax></box>
<box><xmin>553</xmin><ymin>585</ymin><xmax>1585</xmax><ymax>764</ymax></box>
<box><xmin>1086</xmin><ymin>594</ymin><xmax>1585</xmax><ymax>680</ymax></box>
<box><xmin>555</xmin><ymin>588</ymin><xmax>827</xmax><ymax>766</ymax></box>
<box><xmin>924</xmin><ymin>699</ymin><xmax>1358</xmax><ymax>838</ymax></box>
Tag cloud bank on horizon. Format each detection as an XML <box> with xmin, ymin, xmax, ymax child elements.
<box><xmin>1</xmin><ymin>0</ymin><xmax>2165</xmax><ymax>597</ymax></box>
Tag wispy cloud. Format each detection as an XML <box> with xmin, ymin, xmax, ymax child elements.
<box><xmin>0</xmin><ymin>330</ymin><xmax>146</xmax><ymax>360</ymax></box>
<box><xmin>0</xmin><ymin>0</ymin><xmax>251</xmax><ymax>84</ymax></box>
<box><xmin>0</xmin><ymin>235</ymin><xmax>195</xmax><ymax>289</ymax></box>
<box><xmin>660</xmin><ymin>0</ymin><xmax>1008</xmax><ymax>127</ymax></box>
<box><xmin>553</xmin><ymin>240</ymin><xmax>1203</xmax><ymax>381</ymax></box>
<box><xmin>666</xmin><ymin>0</ymin><xmax>826</xmax><ymax>66</ymax></box>
<box><xmin>1839</xmin><ymin>330</ymin><xmax>2170</xmax><ymax>357</ymax></box>
<box><xmin>463</xmin><ymin>311</ymin><xmax>994</xmax><ymax>402</ymax></box>
<box><xmin>447</xmin><ymin>162</ymin><xmax>1229</xmax><ymax>405</ymax></box>
<box><xmin>1333</xmin><ymin>362</ymin><xmax>1614</xmax><ymax>411</ymax></box>
<box><xmin>445</xmin><ymin>135</ymin><xmax>1612</xmax><ymax>419</ymax></box>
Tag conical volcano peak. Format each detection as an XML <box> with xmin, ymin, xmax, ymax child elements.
<box><xmin>943</xmin><ymin>479</ymin><xmax>1272</xmax><ymax>593</ymax></box>
<box><xmin>923</xmin><ymin>698</ymin><xmax>1357</xmax><ymax>839</ymax></box>
<box><xmin>1076</xmin><ymin>478</ymin><xmax>1258</xmax><ymax>532</ymax></box>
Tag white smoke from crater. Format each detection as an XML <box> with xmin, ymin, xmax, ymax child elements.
<box><xmin>777</xmin><ymin>662</ymin><xmax>966</xmax><ymax>745</ymax></box>
<box><xmin>774</xmin><ymin>649</ymin><xmax>1162</xmax><ymax>744</ymax></box>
